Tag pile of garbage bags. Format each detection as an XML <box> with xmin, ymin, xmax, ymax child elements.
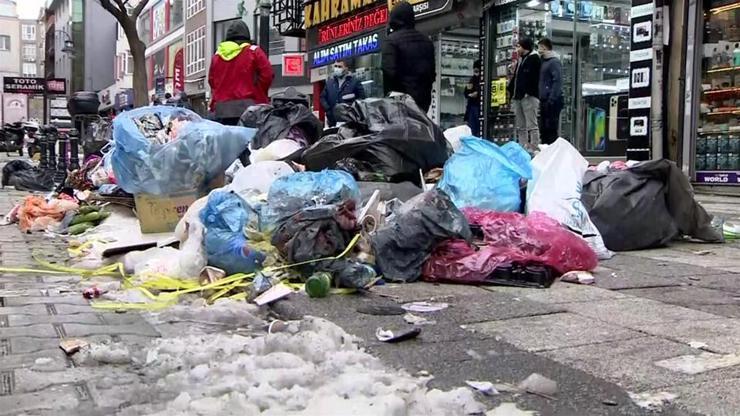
<box><xmin>110</xmin><ymin>106</ymin><xmax>256</xmax><ymax>195</ymax></box>
<box><xmin>302</xmin><ymin>95</ymin><xmax>450</xmax><ymax>184</ymax></box>
<box><xmin>2</xmin><ymin>160</ymin><xmax>55</xmax><ymax>192</ymax></box>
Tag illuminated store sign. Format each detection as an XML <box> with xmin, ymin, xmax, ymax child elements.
<box><xmin>311</xmin><ymin>32</ymin><xmax>381</xmax><ymax>67</ymax></box>
<box><xmin>317</xmin><ymin>6</ymin><xmax>388</xmax><ymax>45</ymax></box>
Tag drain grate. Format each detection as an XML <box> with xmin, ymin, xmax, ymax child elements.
<box><xmin>0</xmin><ymin>371</ymin><xmax>13</xmax><ymax>396</ymax></box>
<box><xmin>52</xmin><ymin>323</ymin><xmax>67</xmax><ymax>338</ymax></box>
<box><xmin>45</xmin><ymin>304</ymin><xmax>57</xmax><ymax>316</ymax></box>
<box><xmin>0</xmin><ymin>339</ymin><xmax>9</xmax><ymax>356</ymax></box>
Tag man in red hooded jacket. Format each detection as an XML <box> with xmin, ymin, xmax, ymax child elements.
<box><xmin>208</xmin><ymin>20</ymin><xmax>274</xmax><ymax>125</ymax></box>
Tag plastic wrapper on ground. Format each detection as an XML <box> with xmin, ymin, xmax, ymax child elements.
<box><xmin>422</xmin><ymin>210</ymin><xmax>599</xmax><ymax>285</ymax></box>
<box><xmin>110</xmin><ymin>106</ymin><xmax>256</xmax><ymax>195</ymax></box>
<box><xmin>526</xmin><ymin>138</ymin><xmax>613</xmax><ymax>259</ymax></box>
<box><xmin>262</xmin><ymin>170</ymin><xmax>360</xmax><ymax>230</ymax></box>
<box><xmin>372</xmin><ymin>189</ymin><xmax>471</xmax><ymax>283</ymax></box>
<box><xmin>301</xmin><ymin>96</ymin><xmax>449</xmax><ymax>183</ymax></box>
<box><xmin>582</xmin><ymin>159</ymin><xmax>723</xmax><ymax>251</ymax></box>
<box><xmin>437</xmin><ymin>138</ymin><xmax>532</xmax><ymax>212</ymax></box>
<box><xmin>200</xmin><ymin>190</ymin><xmax>265</xmax><ymax>275</ymax></box>
<box><xmin>18</xmin><ymin>195</ymin><xmax>79</xmax><ymax>232</ymax></box>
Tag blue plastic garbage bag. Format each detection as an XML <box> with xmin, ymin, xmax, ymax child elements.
<box><xmin>200</xmin><ymin>190</ymin><xmax>266</xmax><ymax>275</ymax></box>
<box><xmin>110</xmin><ymin>106</ymin><xmax>256</xmax><ymax>195</ymax></box>
<box><xmin>437</xmin><ymin>138</ymin><xmax>532</xmax><ymax>212</ymax></box>
<box><xmin>262</xmin><ymin>170</ymin><xmax>360</xmax><ymax>230</ymax></box>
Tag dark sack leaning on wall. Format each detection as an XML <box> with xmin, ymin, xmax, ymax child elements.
<box><xmin>301</xmin><ymin>95</ymin><xmax>450</xmax><ymax>183</ymax></box>
<box><xmin>581</xmin><ymin>159</ymin><xmax>723</xmax><ymax>251</ymax></box>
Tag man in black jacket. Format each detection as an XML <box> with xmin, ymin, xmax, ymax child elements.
<box><xmin>381</xmin><ymin>1</ymin><xmax>436</xmax><ymax>113</ymax></box>
<box><xmin>320</xmin><ymin>59</ymin><xmax>367</xmax><ymax>127</ymax></box>
<box><xmin>509</xmin><ymin>37</ymin><xmax>541</xmax><ymax>147</ymax></box>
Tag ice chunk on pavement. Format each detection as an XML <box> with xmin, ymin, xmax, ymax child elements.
<box><xmin>629</xmin><ymin>391</ymin><xmax>678</xmax><ymax>411</ymax></box>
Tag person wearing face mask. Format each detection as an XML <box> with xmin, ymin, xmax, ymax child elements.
<box><xmin>509</xmin><ymin>37</ymin><xmax>541</xmax><ymax>148</ymax></box>
<box><xmin>381</xmin><ymin>1</ymin><xmax>435</xmax><ymax>113</ymax></box>
<box><xmin>319</xmin><ymin>59</ymin><xmax>366</xmax><ymax>127</ymax></box>
<box><xmin>537</xmin><ymin>38</ymin><xmax>563</xmax><ymax>144</ymax></box>
<box><xmin>464</xmin><ymin>60</ymin><xmax>482</xmax><ymax>137</ymax></box>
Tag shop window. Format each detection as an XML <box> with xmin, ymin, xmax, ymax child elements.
<box><xmin>169</xmin><ymin>0</ymin><xmax>184</xmax><ymax>28</ymax></box>
<box><xmin>186</xmin><ymin>0</ymin><xmax>205</xmax><ymax>19</ymax></box>
<box><xmin>439</xmin><ymin>37</ymin><xmax>480</xmax><ymax>131</ymax></box>
<box><xmin>0</xmin><ymin>35</ymin><xmax>10</xmax><ymax>51</ymax></box>
<box><xmin>153</xmin><ymin>2</ymin><xmax>168</xmax><ymax>40</ymax></box>
<box><xmin>138</xmin><ymin>12</ymin><xmax>151</xmax><ymax>45</ymax></box>
<box><xmin>695</xmin><ymin>0</ymin><xmax>740</xmax><ymax>176</ymax></box>
<box><xmin>186</xmin><ymin>25</ymin><xmax>206</xmax><ymax>75</ymax></box>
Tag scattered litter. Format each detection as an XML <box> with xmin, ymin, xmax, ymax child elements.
<box><xmin>357</xmin><ymin>304</ymin><xmax>406</xmax><ymax>316</ymax></box>
<box><xmin>60</xmin><ymin>339</ymin><xmax>89</xmax><ymax>355</ymax></box>
<box><xmin>486</xmin><ymin>402</ymin><xmax>538</xmax><ymax>416</ymax></box>
<box><xmin>402</xmin><ymin>302</ymin><xmax>449</xmax><ymax>313</ymax></box>
<box><xmin>200</xmin><ymin>266</ymin><xmax>226</xmax><ymax>284</ymax></box>
<box><xmin>404</xmin><ymin>313</ymin><xmax>436</xmax><ymax>326</ymax></box>
<box><xmin>254</xmin><ymin>283</ymin><xmax>294</xmax><ymax>306</ymax></box>
<box><xmin>375</xmin><ymin>327</ymin><xmax>422</xmax><ymax>343</ymax></box>
<box><xmin>82</xmin><ymin>286</ymin><xmax>105</xmax><ymax>299</ymax></box>
<box><xmin>655</xmin><ymin>352</ymin><xmax>740</xmax><ymax>375</ymax></box>
<box><xmin>466</xmin><ymin>380</ymin><xmax>499</xmax><ymax>396</ymax></box>
<box><xmin>692</xmin><ymin>250</ymin><xmax>713</xmax><ymax>256</ymax></box>
<box><xmin>518</xmin><ymin>373</ymin><xmax>558</xmax><ymax>398</ymax></box>
<box><xmin>466</xmin><ymin>350</ymin><xmax>484</xmax><ymax>360</ymax></box>
<box><xmin>688</xmin><ymin>276</ymin><xmax>701</xmax><ymax>281</ymax></box>
<box><xmin>688</xmin><ymin>341</ymin><xmax>708</xmax><ymax>349</ymax></box>
<box><xmin>602</xmin><ymin>399</ymin><xmax>618</xmax><ymax>406</ymax></box>
<box><xmin>628</xmin><ymin>391</ymin><xmax>677</xmax><ymax>411</ymax></box>
<box><xmin>560</xmin><ymin>271</ymin><xmax>595</xmax><ymax>285</ymax></box>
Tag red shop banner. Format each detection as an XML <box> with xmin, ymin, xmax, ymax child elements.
<box><xmin>314</xmin><ymin>5</ymin><xmax>388</xmax><ymax>46</ymax></box>
<box><xmin>173</xmin><ymin>49</ymin><xmax>184</xmax><ymax>94</ymax></box>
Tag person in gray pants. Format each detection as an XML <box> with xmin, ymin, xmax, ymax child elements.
<box><xmin>508</xmin><ymin>37</ymin><xmax>541</xmax><ymax>148</ymax></box>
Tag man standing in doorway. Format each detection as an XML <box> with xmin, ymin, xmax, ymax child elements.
<box><xmin>509</xmin><ymin>37</ymin><xmax>541</xmax><ymax>148</ymax></box>
<box><xmin>464</xmin><ymin>60</ymin><xmax>482</xmax><ymax>136</ymax></box>
<box><xmin>320</xmin><ymin>59</ymin><xmax>367</xmax><ymax>127</ymax></box>
<box><xmin>538</xmin><ymin>38</ymin><xmax>563</xmax><ymax>144</ymax></box>
<box><xmin>381</xmin><ymin>1</ymin><xmax>436</xmax><ymax>113</ymax></box>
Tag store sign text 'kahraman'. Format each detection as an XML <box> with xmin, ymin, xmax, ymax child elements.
<box><xmin>305</xmin><ymin>0</ymin><xmax>381</xmax><ymax>29</ymax></box>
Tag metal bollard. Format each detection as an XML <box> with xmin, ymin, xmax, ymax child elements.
<box><xmin>68</xmin><ymin>128</ymin><xmax>80</xmax><ymax>171</ymax></box>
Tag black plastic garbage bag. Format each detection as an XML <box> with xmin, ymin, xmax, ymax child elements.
<box><xmin>301</xmin><ymin>96</ymin><xmax>450</xmax><ymax>184</ymax></box>
<box><xmin>240</xmin><ymin>103</ymin><xmax>322</xmax><ymax>150</ymax></box>
<box><xmin>581</xmin><ymin>159</ymin><xmax>723</xmax><ymax>251</ymax></box>
<box><xmin>1</xmin><ymin>160</ymin><xmax>55</xmax><ymax>192</ymax></box>
<box><xmin>371</xmin><ymin>189</ymin><xmax>471</xmax><ymax>283</ymax></box>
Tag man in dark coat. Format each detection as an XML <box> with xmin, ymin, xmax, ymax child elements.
<box><xmin>381</xmin><ymin>1</ymin><xmax>436</xmax><ymax>113</ymax></box>
<box><xmin>537</xmin><ymin>38</ymin><xmax>563</xmax><ymax>144</ymax></box>
<box><xmin>509</xmin><ymin>37</ymin><xmax>541</xmax><ymax>147</ymax></box>
<box><xmin>320</xmin><ymin>59</ymin><xmax>367</xmax><ymax>127</ymax></box>
<box><xmin>464</xmin><ymin>60</ymin><xmax>482</xmax><ymax>137</ymax></box>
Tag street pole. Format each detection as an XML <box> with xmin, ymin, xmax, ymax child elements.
<box><xmin>259</xmin><ymin>0</ymin><xmax>271</xmax><ymax>54</ymax></box>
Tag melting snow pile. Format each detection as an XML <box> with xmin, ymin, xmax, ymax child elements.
<box><xmin>83</xmin><ymin>315</ymin><xmax>485</xmax><ymax>416</ymax></box>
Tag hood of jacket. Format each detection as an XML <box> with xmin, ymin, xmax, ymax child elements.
<box><xmin>389</xmin><ymin>2</ymin><xmax>415</xmax><ymax>31</ymax></box>
<box><xmin>216</xmin><ymin>41</ymin><xmax>250</xmax><ymax>61</ymax></box>
<box><xmin>225</xmin><ymin>20</ymin><xmax>251</xmax><ymax>43</ymax></box>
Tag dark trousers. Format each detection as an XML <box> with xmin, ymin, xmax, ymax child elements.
<box><xmin>539</xmin><ymin>102</ymin><xmax>562</xmax><ymax>145</ymax></box>
<box><xmin>466</xmin><ymin>104</ymin><xmax>481</xmax><ymax>137</ymax></box>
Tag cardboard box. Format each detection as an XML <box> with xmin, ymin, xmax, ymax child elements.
<box><xmin>134</xmin><ymin>175</ymin><xmax>223</xmax><ymax>234</ymax></box>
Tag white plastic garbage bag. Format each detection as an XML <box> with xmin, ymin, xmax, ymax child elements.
<box><xmin>443</xmin><ymin>125</ymin><xmax>472</xmax><ymax>153</ymax></box>
<box><xmin>229</xmin><ymin>161</ymin><xmax>294</xmax><ymax>195</ymax></box>
<box><xmin>249</xmin><ymin>139</ymin><xmax>302</xmax><ymax>164</ymax></box>
<box><xmin>126</xmin><ymin>220</ymin><xmax>206</xmax><ymax>280</ymax></box>
<box><xmin>526</xmin><ymin>138</ymin><xmax>614</xmax><ymax>260</ymax></box>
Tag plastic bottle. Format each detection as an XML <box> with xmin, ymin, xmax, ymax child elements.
<box><xmin>305</xmin><ymin>272</ymin><xmax>332</xmax><ymax>298</ymax></box>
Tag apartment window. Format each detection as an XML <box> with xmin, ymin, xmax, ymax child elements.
<box><xmin>127</xmin><ymin>54</ymin><xmax>134</xmax><ymax>75</ymax></box>
<box><xmin>22</xmin><ymin>63</ymin><xmax>37</xmax><ymax>77</ymax></box>
<box><xmin>186</xmin><ymin>0</ymin><xmax>205</xmax><ymax>19</ymax></box>
<box><xmin>186</xmin><ymin>25</ymin><xmax>206</xmax><ymax>75</ymax></box>
<box><xmin>169</xmin><ymin>0</ymin><xmax>183</xmax><ymax>28</ymax></box>
<box><xmin>23</xmin><ymin>45</ymin><xmax>36</xmax><ymax>61</ymax></box>
<box><xmin>22</xmin><ymin>25</ymin><xmax>36</xmax><ymax>42</ymax></box>
<box><xmin>0</xmin><ymin>35</ymin><xmax>10</xmax><ymax>51</ymax></box>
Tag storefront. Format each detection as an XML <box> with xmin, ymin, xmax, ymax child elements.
<box><xmin>683</xmin><ymin>0</ymin><xmax>740</xmax><ymax>187</ymax></box>
<box><xmin>482</xmin><ymin>0</ymin><xmax>633</xmax><ymax>157</ymax></box>
<box><xmin>304</xmin><ymin>0</ymin><xmax>481</xmax><ymax>125</ymax></box>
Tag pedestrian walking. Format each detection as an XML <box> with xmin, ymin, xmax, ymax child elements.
<box><xmin>464</xmin><ymin>60</ymin><xmax>482</xmax><ymax>137</ymax></box>
<box><xmin>150</xmin><ymin>94</ymin><xmax>160</xmax><ymax>106</ymax></box>
<box><xmin>208</xmin><ymin>20</ymin><xmax>274</xmax><ymax>126</ymax></box>
<box><xmin>319</xmin><ymin>59</ymin><xmax>367</xmax><ymax>127</ymax></box>
<box><xmin>381</xmin><ymin>1</ymin><xmax>436</xmax><ymax>113</ymax></box>
<box><xmin>538</xmin><ymin>38</ymin><xmax>564</xmax><ymax>145</ymax></box>
<box><xmin>509</xmin><ymin>37</ymin><xmax>541</xmax><ymax>148</ymax></box>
